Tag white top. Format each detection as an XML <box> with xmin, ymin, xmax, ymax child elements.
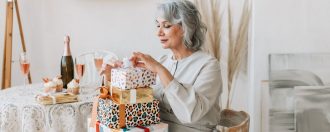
<box><xmin>153</xmin><ymin>51</ymin><xmax>222</xmax><ymax>132</ymax></box>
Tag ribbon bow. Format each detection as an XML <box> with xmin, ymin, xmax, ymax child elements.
<box><xmin>99</xmin><ymin>86</ymin><xmax>112</xmax><ymax>99</ymax></box>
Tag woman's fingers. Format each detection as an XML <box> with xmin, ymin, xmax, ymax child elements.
<box><xmin>114</xmin><ymin>60</ymin><xmax>123</xmax><ymax>67</ymax></box>
<box><xmin>100</xmin><ymin>61</ymin><xmax>122</xmax><ymax>75</ymax></box>
<box><xmin>135</xmin><ymin>62</ymin><xmax>146</xmax><ymax>68</ymax></box>
<box><xmin>130</xmin><ymin>54</ymin><xmax>138</xmax><ymax>66</ymax></box>
<box><xmin>133</xmin><ymin>52</ymin><xmax>146</xmax><ymax>60</ymax></box>
<box><xmin>131</xmin><ymin>52</ymin><xmax>147</xmax><ymax>67</ymax></box>
<box><xmin>100</xmin><ymin>64</ymin><xmax>111</xmax><ymax>75</ymax></box>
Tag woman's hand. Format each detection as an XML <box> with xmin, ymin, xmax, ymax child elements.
<box><xmin>100</xmin><ymin>60</ymin><xmax>123</xmax><ymax>81</ymax></box>
<box><xmin>130</xmin><ymin>52</ymin><xmax>162</xmax><ymax>73</ymax></box>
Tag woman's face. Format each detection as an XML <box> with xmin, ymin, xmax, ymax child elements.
<box><xmin>156</xmin><ymin>17</ymin><xmax>184</xmax><ymax>50</ymax></box>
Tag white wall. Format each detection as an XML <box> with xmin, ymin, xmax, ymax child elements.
<box><xmin>2</xmin><ymin>0</ymin><xmax>330</xmax><ymax>131</ymax></box>
<box><xmin>253</xmin><ymin>0</ymin><xmax>330</xmax><ymax>131</ymax></box>
<box><xmin>0</xmin><ymin>0</ymin><xmax>166</xmax><ymax>86</ymax></box>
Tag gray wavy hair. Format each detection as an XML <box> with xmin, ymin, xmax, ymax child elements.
<box><xmin>157</xmin><ymin>0</ymin><xmax>207</xmax><ymax>51</ymax></box>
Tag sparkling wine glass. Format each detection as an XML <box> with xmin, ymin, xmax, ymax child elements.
<box><xmin>75</xmin><ymin>57</ymin><xmax>85</xmax><ymax>94</ymax></box>
<box><xmin>19</xmin><ymin>52</ymin><xmax>30</xmax><ymax>88</ymax></box>
<box><xmin>75</xmin><ymin>57</ymin><xmax>85</xmax><ymax>80</ymax></box>
<box><xmin>94</xmin><ymin>52</ymin><xmax>104</xmax><ymax>86</ymax></box>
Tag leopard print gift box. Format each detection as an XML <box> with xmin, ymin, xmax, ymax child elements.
<box><xmin>111</xmin><ymin>67</ymin><xmax>156</xmax><ymax>90</ymax></box>
<box><xmin>97</xmin><ymin>98</ymin><xmax>161</xmax><ymax>129</ymax></box>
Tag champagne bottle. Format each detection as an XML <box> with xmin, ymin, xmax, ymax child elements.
<box><xmin>61</xmin><ymin>35</ymin><xmax>74</xmax><ymax>89</ymax></box>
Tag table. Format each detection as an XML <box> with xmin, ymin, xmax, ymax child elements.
<box><xmin>0</xmin><ymin>83</ymin><xmax>99</xmax><ymax>132</ymax></box>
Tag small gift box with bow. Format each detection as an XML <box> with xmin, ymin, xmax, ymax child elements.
<box><xmin>111</xmin><ymin>58</ymin><xmax>156</xmax><ymax>90</ymax></box>
<box><xmin>111</xmin><ymin>67</ymin><xmax>156</xmax><ymax>90</ymax></box>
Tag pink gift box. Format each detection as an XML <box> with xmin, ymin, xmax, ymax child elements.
<box><xmin>97</xmin><ymin>121</ymin><xmax>168</xmax><ymax>132</ymax></box>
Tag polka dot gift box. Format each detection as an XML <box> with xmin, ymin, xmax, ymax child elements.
<box><xmin>111</xmin><ymin>67</ymin><xmax>156</xmax><ymax>90</ymax></box>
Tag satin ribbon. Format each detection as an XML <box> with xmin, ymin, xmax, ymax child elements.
<box><xmin>90</xmin><ymin>86</ymin><xmax>126</xmax><ymax>129</ymax></box>
<box><xmin>97</xmin><ymin>121</ymin><xmax>130</xmax><ymax>132</ymax></box>
<box><xmin>136</xmin><ymin>126</ymin><xmax>151</xmax><ymax>132</ymax></box>
<box><xmin>96</xmin><ymin>121</ymin><xmax>100</xmax><ymax>132</ymax></box>
<box><xmin>50</xmin><ymin>95</ymin><xmax>56</xmax><ymax>104</ymax></box>
<box><xmin>111</xmin><ymin>86</ymin><xmax>153</xmax><ymax>104</ymax></box>
<box><xmin>111</xmin><ymin>86</ymin><xmax>137</xmax><ymax>104</ymax></box>
<box><xmin>97</xmin><ymin>121</ymin><xmax>150</xmax><ymax>132</ymax></box>
<box><xmin>130</xmin><ymin>89</ymin><xmax>137</xmax><ymax>104</ymax></box>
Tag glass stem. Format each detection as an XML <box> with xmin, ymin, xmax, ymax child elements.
<box><xmin>24</xmin><ymin>75</ymin><xmax>27</xmax><ymax>88</ymax></box>
<box><xmin>100</xmin><ymin>74</ymin><xmax>104</xmax><ymax>87</ymax></box>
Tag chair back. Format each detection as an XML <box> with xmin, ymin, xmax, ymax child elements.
<box><xmin>76</xmin><ymin>50</ymin><xmax>118</xmax><ymax>86</ymax></box>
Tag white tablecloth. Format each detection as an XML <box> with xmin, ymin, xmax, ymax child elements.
<box><xmin>0</xmin><ymin>83</ymin><xmax>99</xmax><ymax>132</ymax></box>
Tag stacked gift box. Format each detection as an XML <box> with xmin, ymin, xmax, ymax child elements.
<box><xmin>87</xmin><ymin>118</ymin><xmax>168</xmax><ymax>132</ymax></box>
<box><xmin>96</xmin><ymin>121</ymin><xmax>168</xmax><ymax>132</ymax></box>
<box><xmin>111</xmin><ymin>67</ymin><xmax>156</xmax><ymax>90</ymax></box>
<box><xmin>93</xmin><ymin>66</ymin><xmax>167</xmax><ymax>131</ymax></box>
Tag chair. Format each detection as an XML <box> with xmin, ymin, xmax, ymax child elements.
<box><xmin>217</xmin><ymin>109</ymin><xmax>250</xmax><ymax>132</ymax></box>
<box><xmin>76</xmin><ymin>50</ymin><xmax>118</xmax><ymax>87</ymax></box>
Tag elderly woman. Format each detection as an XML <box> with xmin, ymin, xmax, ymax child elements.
<box><xmin>130</xmin><ymin>0</ymin><xmax>222</xmax><ymax>131</ymax></box>
<box><xmin>102</xmin><ymin>0</ymin><xmax>222</xmax><ymax>131</ymax></box>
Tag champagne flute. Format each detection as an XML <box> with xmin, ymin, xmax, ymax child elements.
<box><xmin>19</xmin><ymin>52</ymin><xmax>30</xmax><ymax>88</ymax></box>
<box><xmin>94</xmin><ymin>52</ymin><xmax>104</xmax><ymax>86</ymax></box>
<box><xmin>75</xmin><ymin>57</ymin><xmax>85</xmax><ymax>80</ymax></box>
<box><xmin>75</xmin><ymin>57</ymin><xmax>85</xmax><ymax>93</ymax></box>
